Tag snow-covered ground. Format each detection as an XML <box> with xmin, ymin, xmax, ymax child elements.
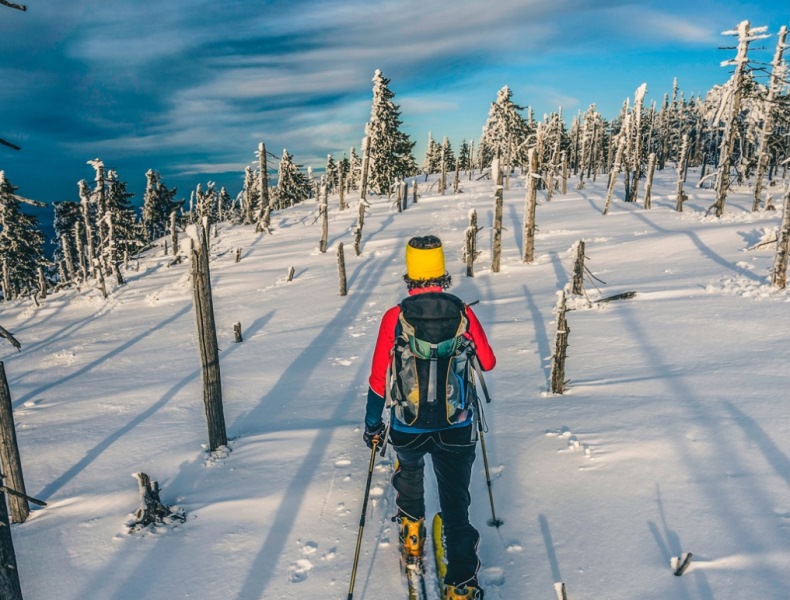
<box><xmin>4</xmin><ymin>168</ymin><xmax>790</xmax><ymax>599</ymax></box>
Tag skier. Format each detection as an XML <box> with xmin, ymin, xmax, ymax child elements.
<box><xmin>363</xmin><ymin>235</ymin><xmax>496</xmax><ymax>600</ymax></box>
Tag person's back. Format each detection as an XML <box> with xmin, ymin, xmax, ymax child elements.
<box><xmin>363</xmin><ymin>235</ymin><xmax>495</xmax><ymax>599</ymax></box>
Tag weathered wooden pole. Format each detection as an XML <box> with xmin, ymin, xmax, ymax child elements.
<box><xmin>337</xmin><ymin>242</ymin><xmax>348</xmax><ymax>296</ymax></box>
<box><xmin>491</xmin><ymin>159</ymin><xmax>504</xmax><ymax>273</ymax></box>
<box><xmin>0</xmin><ymin>487</ymin><xmax>23</xmax><ymax>600</ymax></box>
<box><xmin>643</xmin><ymin>152</ymin><xmax>657</xmax><ymax>209</ymax></box>
<box><xmin>233</xmin><ymin>322</ymin><xmax>243</xmax><ymax>343</ymax></box>
<box><xmin>465</xmin><ymin>210</ymin><xmax>481</xmax><ymax>277</ymax></box>
<box><xmin>190</xmin><ymin>223</ymin><xmax>227</xmax><ymax>451</ymax></box>
<box><xmin>523</xmin><ymin>148</ymin><xmax>539</xmax><ymax>263</ymax></box>
<box><xmin>550</xmin><ymin>289</ymin><xmax>570</xmax><ymax>394</ymax></box>
<box><xmin>675</xmin><ymin>134</ymin><xmax>689</xmax><ymax>212</ymax></box>
<box><xmin>771</xmin><ymin>187</ymin><xmax>790</xmax><ymax>289</ymax></box>
<box><xmin>0</xmin><ymin>362</ymin><xmax>28</xmax><ymax>523</ymax></box>
<box><xmin>571</xmin><ymin>241</ymin><xmax>586</xmax><ymax>296</ymax></box>
<box><xmin>319</xmin><ymin>185</ymin><xmax>329</xmax><ymax>253</ymax></box>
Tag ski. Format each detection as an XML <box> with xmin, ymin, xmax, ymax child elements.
<box><xmin>432</xmin><ymin>512</ymin><xmax>447</xmax><ymax>597</ymax></box>
<box><xmin>402</xmin><ymin>556</ymin><xmax>428</xmax><ymax>600</ymax></box>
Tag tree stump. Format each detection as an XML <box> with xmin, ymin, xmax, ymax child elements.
<box><xmin>128</xmin><ymin>473</ymin><xmax>185</xmax><ymax>532</ymax></box>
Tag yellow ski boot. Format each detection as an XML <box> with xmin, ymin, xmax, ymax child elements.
<box><xmin>444</xmin><ymin>583</ymin><xmax>483</xmax><ymax>599</ymax></box>
<box><xmin>397</xmin><ymin>515</ymin><xmax>425</xmax><ymax>567</ymax></box>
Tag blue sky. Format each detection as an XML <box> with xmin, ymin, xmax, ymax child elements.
<box><xmin>2</xmin><ymin>0</ymin><xmax>789</xmax><ymax>208</ymax></box>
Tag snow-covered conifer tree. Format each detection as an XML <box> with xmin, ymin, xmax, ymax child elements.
<box><xmin>0</xmin><ymin>172</ymin><xmax>47</xmax><ymax>300</ymax></box>
<box><xmin>366</xmin><ymin>69</ymin><xmax>417</xmax><ymax>195</ymax></box>
<box><xmin>142</xmin><ymin>169</ymin><xmax>178</xmax><ymax>242</ymax></box>
<box><xmin>276</xmin><ymin>149</ymin><xmax>311</xmax><ymax>209</ymax></box>
<box><xmin>478</xmin><ymin>85</ymin><xmax>531</xmax><ymax>168</ymax></box>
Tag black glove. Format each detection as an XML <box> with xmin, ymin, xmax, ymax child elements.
<box><xmin>363</xmin><ymin>421</ymin><xmax>385</xmax><ymax>449</ymax></box>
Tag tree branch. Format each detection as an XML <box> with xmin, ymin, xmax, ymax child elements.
<box><xmin>0</xmin><ymin>0</ymin><xmax>26</xmax><ymax>11</ymax></box>
<box><xmin>0</xmin><ymin>325</ymin><xmax>21</xmax><ymax>351</ymax></box>
<box><xmin>0</xmin><ymin>137</ymin><xmax>21</xmax><ymax>151</ymax></box>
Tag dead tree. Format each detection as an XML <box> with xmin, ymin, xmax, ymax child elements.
<box><xmin>491</xmin><ymin>159</ymin><xmax>504</xmax><ymax>273</ymax></box>
<box><xmin>0</xmin><ymin>486</ymin><xmax>22</xmax><ymax>600</ymax></box>
<box><xmin>233</xmin><ymin>322</ymin><xmax>243</xmax><ymax>343</ymax></box>
<box><xmin>128</xmin><ymin>473</ymin><xmax>185</xmax><ymax>532</ymax></box>
<box><xmin>523</xmin><ymin>148</ymin><xmax>539</xmax><ymax>263</ymax></box>
<box><xmin>318</xmin><ymin>185</ymin><xmax>328</xmax><ymax>253</ymax></box>
<box><xmin>0</xmin><ymin>326</ymin><xmax>20</xmax><ymax>351</ymax></box>
<box><xmin>550</xmin><ymin>289</ymin><xmax>570</xmax><ymax>394</ymax></box>
<box><xmin>337</xmin><ymin>242</ymin><xmax>348</xmax><ymax>296</ymax></box>
<box><xmin>359</xmin><ymin>134</ymin><xmax>371</xmax><ymax>203</ymax></box>
<box><xmin>771</xmin><ymin>187</ymin><xmax>790</xmax><ymax>289</ymax></box>
<box><xmin>571</xmin><ymin>241</ymin><xmax>586</xmax><ymax>295</ymax></box>
<box><xmin>353</xmin><ymin>202</ymin><xmax>365</xmax><ymax>257</ymax></box>
<box><xmin>603</xmin><ymin>135</ymin><xmax>627</xmax><ymax>215</ymax></box>
<box><xmin>643</xmin><ymin>152</ymin><xmax>657</xmax><ymax>209</ymax></box>
<box><xmin>710</xmin><ymin>21</ymin><xmax>768</xmax><ymax>217</ymax></box>
<box><xmin>190</xmin><ymin>222</ymin><xmax>227</xmax><ymax>451</ymax></box>
<box><xmin>0</xmin><ymin>362</ymin><xmax>28</xmax><ymax>522</ymax></box>
<box><xmin>753</xmin><ymin>26</ymin><xmax>788</xmax><ymax>211</ymax></box>
<box><xmin>675</xmin><ymin>134</ymin><xmax>689</xmax><ymax>212</ymax></box>
<box><xmin>464</xmin><ymin>209</ymin><xmax>482</xmax><ymax>277</ymax></box>
<box><xmin>0</xmin><ymin>1</ymin><xmax>25</xmax><ymax>10</ymax></box>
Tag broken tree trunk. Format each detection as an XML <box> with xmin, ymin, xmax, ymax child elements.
<box><xmin>771</xmin><ymin>187</ymin><xmax>790</xmax><ymax>289</ymax></box>
<box><xmin>0</xmin><ymin>487</ymin><xmax>22</xmax><ymax>600</ymax></box>
<box><xmin>571</xmin><ymin>241</ymin><xmax>586</xmax><ymax>295</ymax></box>
<box><xmin>464</xmin><ymin>210</ymin><xmax>481</xmax><ymax>277</ymax></box>
<box><xmin>128</xmin><ymin>472</ymin><xmax>185</xmax><ymax>531</ymax></box>
<box><xmin>337</xmin><ymin>242</ymin><xmax>348</xmax><ymax>296</ymax></box>
<box><xmin>550</xmin><ymin>289</ymin><xmax>570</xmax><ymax>394</ymax></box>
<box><xmin>523</xmin><ymin>148</ymin><xmax>539</xmax><ymax>263</ymax></box>
<box><xmin>190</xmin><ymin>222</ymin><xmax>227</xmax><ymax>451</ymax></box>
<box><xmin>491</xmin><ymin>159</ymin><xmax>504</xmax><ymax>273</ymax></box>
<box><xmin>0</xmin><ymin>362</ymin><xmax>28</xmax><ymax>523</ymax></box>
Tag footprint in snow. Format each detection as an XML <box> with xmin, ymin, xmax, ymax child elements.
<box><xmin>334</xmin><ymin>458</ymin><xmax>351</xmax><ymax>468</ymax></box>
<box><xmin>288</xmin><ymin>559</ymin><xmax>313</xmax><ymax>583</ymax></box>
<box><xmin>302</xmin><ymin>541</ymin><xmax>318</xmax><ymax>556</ymax></box>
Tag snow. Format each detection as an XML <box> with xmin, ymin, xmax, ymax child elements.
<box><xmin>5</xmin><ymin>169</ymin><xmax>790</xmax><ymax>599</ymax></box>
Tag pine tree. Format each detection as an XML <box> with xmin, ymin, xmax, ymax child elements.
<box><xmin>103</xmin><ymin>169</ymin><xmax>142</xmax><ymax>279</ymax></box>
<box><xmin>479</xmin><ymin>85</ymin><xmax>531</xmax><ymax>167</ymax></box>
<box><xmin>142</xmin><ymin>170</ymin><xmax>179</xmax><ymax>242</ymax></box>
<box><xmin>458</xmin><ymin>140</ymin><xmax>471</xmax><ymax>171</ymax></box>
<box><xmin>276</xmin><ymin>149</ymin><xmax>311</xmax><ymax>209</ymax></box>
<box><xmin>325</xmin><ymin>154</ymin><xmax>338</xmax><ymax>193</ymax></box>
<box><xmin>423</xmin><ymin>132</ymin><xmax>441</xmax><ymax>174</ymax></box>
<box><xmin>52</xmin><ymin>200</ymin><xmax>82</xmax><ymax>282</ymax></box>
<box><xmin>366</xmin><ymin>69</ymin><xmax>417</xmax><ymax>195</ymax></box>
<box><xmin>0</xmin><ymin>172</ymin><xmax>47</xmax><ymax>300</ymax></box>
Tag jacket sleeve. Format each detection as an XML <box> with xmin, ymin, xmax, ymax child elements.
<box><xmin>365</xmin><ymin>306</ymin><xmax>400</xmax><ymax>424</ymax></box>
<box><xmin>465</xmin><ymin>306</ymin><xmax>496</xmax><ymax>371</ymax></box>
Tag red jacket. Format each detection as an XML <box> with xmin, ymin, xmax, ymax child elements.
<box><xmin>368</xmin><ymin>286</ymin><xmax>496</xmax><ymax>398</ymax></box>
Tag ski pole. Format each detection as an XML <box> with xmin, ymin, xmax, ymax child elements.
<box><xmin>470</xmin><ymin>359</ymin><xmax>503</xmax><ymax>527</ymax></box>
<box><xmin>476</xmin><ymin>412</ymin><xmax>503</xmax><ymax>528</ymax></box>
<box><xmin>347</xmin><ymin>424</ymin><xmax>388</xmax><ymax>600</ymax></box>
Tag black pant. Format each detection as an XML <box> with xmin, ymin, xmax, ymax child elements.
<box><xmin>390</xmin><ymin>424</ymin><xmax>480</xmax><ymax>586</ymax></box>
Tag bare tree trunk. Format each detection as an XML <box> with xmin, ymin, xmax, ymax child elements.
<box><xmin>453</xmin><ymin>157</ymin><xmax>460</xmax><ymax>194</ymax></box>
<box><xmin>0</xmin><ymin>486</ymin><xmax>22</xmax><ymax>600</ymax></box>
<box><xmin>523</xmin><ymin>148</ymin><xmax>539</xmax><ymax>263</ymax></box>
<box><xmin>753</xmin><ymin>26</ymin><xmax>787</xmax><ymax>211</ymax></box>
<box><xmin>318</xmin><ymin>185</ymin><xmax>328</xmax><ymax>253</ymax></box>
<box><xmin>233</xmin><ymin>322</ymin><xmax>243</xmax><ymax>343</ymax></box>
<box><xmin>643</xmin><ymin>152</ymin><xmax>657</xmax><ymax>209</ymax></box>
<box><xmin>712</xmin><ymin>21</ymin><xmax>758</xmax><ymax>217</ymax></box>
<box><xmin>550</xmin><ymin>289</ymin><xmax>570</xmax><ymax>394</ymax></box>
<box><xmin>337</xmin><ymin>242</ymin><xmax>347</xmax><ymax>296</ymax></box>
<box><xmin>771</xmin><ymin>187</ymin><xmax>790</xmax><ymax>289</ymax></box>
<box><xmin>359</xmin><ymin>135</ymin><xmax>371</xmax><ymax>204</ymax></box>
<box><xmin>464</xmin><ymin>209</ymin><xmax>481</xmax><ymax>277</ymax></box>
<box><xmin>0</xmin><ymin>362</ymin><xmax>28</xmax><ymax>523</ymax></box>
<box><xmin>353</xmin><ymin>202</ymin><xmax>365</xmax><ymax>257</ymax></box>
<box><xmin>439</xmin><ymin>140</ymin><xmax>447</xmax><ymax>195</ymax></box>
<box><xmin>561</xmin><ymin>150</ymin><xmax>568</xmax><ymax>195</ymax></box>
<box><xmin>338</xmin><ymin>170</ymin><xmax>346</xmax><ymax>211</ymax></box>
<box><xmin>61</xmin><ymin>235</ymin><xmax>75</xmax><ymax>283</ymax></box>
<box><xmin>603</xmin><ymin>136</ymin><xmax>627</xmax><ymax>215</ymax></box>
<box><xmin>491</xmin><ymin>159</ymin><xmax>504</xmax><ymax>273</ymax></box>
<box><xmin>676</xmin><ymin>134</ymin><xmax>690</xmax><ymax>212</ymax></box>
<box><xmin>571</xmin><ymin>241</ymin><xmax>586</xmax><ymax>295</ymax></box>
<box><xmin>190</xmin><ymin>223</ymin><xmax>227</xmax><ymax>451</ymax></box>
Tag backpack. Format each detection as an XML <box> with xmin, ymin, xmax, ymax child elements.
<box><xmin>386</xmin><ymin>292</ymin><xmax>477</xmax><ymax>429</ymax></box>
